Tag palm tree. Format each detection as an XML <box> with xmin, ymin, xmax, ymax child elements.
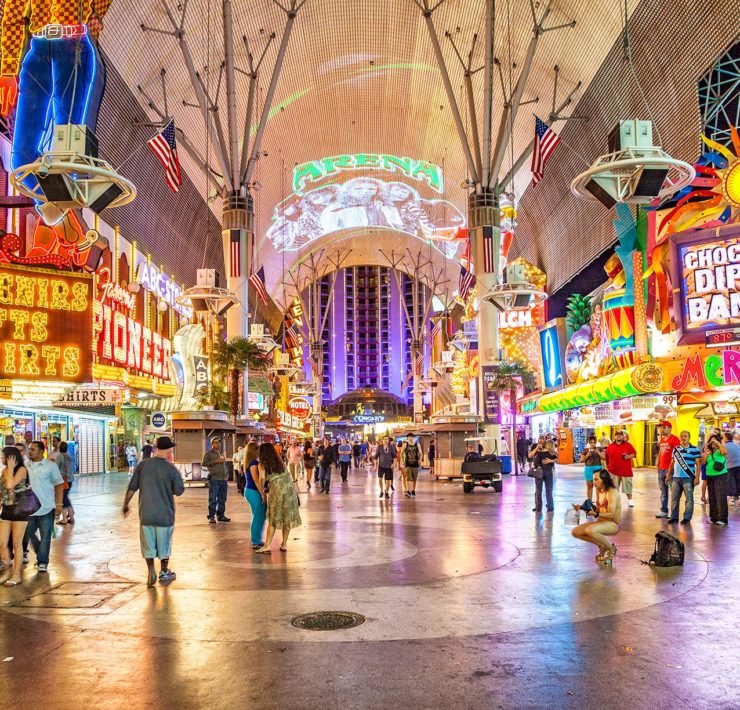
<box><xmin>488</xmin><ymin>360</ymin><xmax>537</xmax><ymax>475</ymax></box>
<box><xmin>194</xmin><ymin>381</ymin><xmax>230</xmax><ymax>412</ymax></box>
<box><xmin>211</xmin><ymin>336</ymin><xmax>270</xmax><ymax>418</ymax></box>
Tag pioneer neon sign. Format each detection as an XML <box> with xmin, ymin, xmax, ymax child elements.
<box><xmin>293</xmin><ymin>154</ymin><xmax>444</xmax><ymax>194</ymax></box>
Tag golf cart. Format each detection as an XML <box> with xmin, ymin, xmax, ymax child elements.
<box><xmin>461</xmin><ymin>436</ymin><xmax>503</xmax><ymax>493</ymax></box>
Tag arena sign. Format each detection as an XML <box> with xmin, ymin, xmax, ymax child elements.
<box><xmin>292</xmin><ymin>154</ymin><xmax>444</xmax><ymax>194</ymax></box>
<box><xmin>267</xmin><ymin>153</ymin><xmax>465</xmax><ymax>253</ymax></box>
<box><xmin>671</xmin><ymin>224</ymin><xmax>740</xmax><ymax>343</ymax></box>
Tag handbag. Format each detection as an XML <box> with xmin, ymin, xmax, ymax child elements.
<box><xmin>527</xmin><ymin>465</ymin><xmax>544</xmax><ymax>480</ymax></box>
<box><xmin>12</xmin><ymin>487</ymin><xmax>41</xmax><ymax>517</ymax></box>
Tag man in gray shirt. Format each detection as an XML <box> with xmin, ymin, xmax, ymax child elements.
<box><xmin>723</xmin><ymin>431</ymin><xmax>740</xmax><ymax>507</ymax></box>
<box><xmin>123</xmin><ymin>436</ymin><xmax>185</xmax><ymax>587</ymax></box>
<box><xmin>202</xmin><ymin>437</ymin><xmax>230</xmax><ymax>523</ymax></box>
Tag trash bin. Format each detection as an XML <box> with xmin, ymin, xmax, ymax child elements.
<box><xmin>499</xmin><ymin>455</ymin><xmax>512</xmax><ymax>474</ymax></box>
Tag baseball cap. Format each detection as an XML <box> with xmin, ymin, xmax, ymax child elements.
<box><xmin>155</xmin><ymin>436</ymin><xmax>176</xmax><ymax>450</ymax></box>
<box><xmin>660</xmin><ymin>421</ymin><xmax>672</xmax><ymax>428</ymax></box>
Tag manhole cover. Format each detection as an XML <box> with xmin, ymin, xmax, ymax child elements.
<box><xmin>291</xmin><ymin>611</ymin><xmax>366</xmax><ymax>630</ymax></box>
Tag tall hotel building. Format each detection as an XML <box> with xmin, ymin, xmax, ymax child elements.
<box><xmin>304</xmin><ymin>267</ymin><xmax>431</xmax><ymax>405</ymax></box>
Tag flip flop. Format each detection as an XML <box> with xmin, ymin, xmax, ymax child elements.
<box><xmin>279</xmin><ymin>546</ymin><xmax>288</xmax><ymax>552</ymax></box>
<box><xmin>255</xmin><ymin>548</ymin><xmax>271</xmax><ymax>554</ymax></box>
<box><xmin>3</xmin><ymin>578</ymin><xmax>21</xmax><ymax>586</ymax></box>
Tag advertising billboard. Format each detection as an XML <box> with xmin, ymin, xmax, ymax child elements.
<box><xmin>538</xmin><ymin>319</ymin><xmax>568</xmax><ymax>391</ymax></box>
<box><xmin>671</xmin><ymin>224</ymin><xmax>740</xmax><ymax>344</ymax></box>
<box><xmin>0</xmin><ymin>264</ymin><xmax>92</xmax><ymax>383</ymax></box>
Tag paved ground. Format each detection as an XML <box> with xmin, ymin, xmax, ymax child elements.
<box><xmin>1</xmin><ymin>464</ymin><xmax>738</xmax><ymax>710</ymax></box>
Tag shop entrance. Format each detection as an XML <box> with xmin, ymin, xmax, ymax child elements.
<box><xmin>643</xmin><ymin>423</ymin><xmax>658</xmax><ymax>466</ymax></box>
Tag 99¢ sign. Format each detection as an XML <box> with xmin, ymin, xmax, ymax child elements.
<box><xmin>0</xmin><ymin>264</ymin><xmax>92</xmax><ymax>382</ymax></box>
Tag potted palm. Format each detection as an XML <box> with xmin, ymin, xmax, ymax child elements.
<box><xmin>488</xmin><ymin>360</ymin><xmax>537</xmax><ymax>475</ymax></box>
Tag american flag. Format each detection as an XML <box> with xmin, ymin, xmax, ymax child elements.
<box><xmin>248</xmin><ymin>266</ymin><xmax>268</xmax><ymax>305</ymax></box>
<box><xmin>428</xmin><ymin>319</ymin><xmax>441</xmax><ymax>342</ymax></box>
<box><xmin>530</xmin><ymin>116</ymin><xmax>561</xmax><ymax>187</ymax></box>
<box><xmin>402</xmin><ymin>368</ymin><xmax>413</xmax><ymax>391</ymax></box>
<box><xmin>147</xmin><ymin>119</ymin><xmax>182</xmax><ymax>193</ymax></box>
<box><xmin>229</xmin><ymin>230</ymin><xmax>242</xmax><ymax>278</ymax></box>
<box><xmin>307</xmin><ymin>352</ymin><xmax>318</xmax><ymax>376</ymax></box>
<box><xmin>414</xmin><ymin>351</ymin><xmax>424</xmax><ymax>376</ymax></box>
<box><xmin>459</xmin><ymin>264</ymin><xmax>475</xmax><ymax>301</ymax></box>
<box><xmin>481</xmin><ymin>225</ymin><xmax>496</xmax><ymax>274</ymax></box>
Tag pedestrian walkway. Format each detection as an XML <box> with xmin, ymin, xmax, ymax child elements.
<box><xmin>1</xmin><ymin>464</ymin><xmax>738</xmax><ymax>709</ymax></box>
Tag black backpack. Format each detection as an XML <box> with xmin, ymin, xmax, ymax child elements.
<box><xmin>647</xmin><ymin>531</ymin><xmax>684</xmax><ymax>567</ymax></box>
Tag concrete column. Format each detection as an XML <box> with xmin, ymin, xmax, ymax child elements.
<box><xmin>469</xmin><ymin>188</ymin><xmax>501</xmax><ymax>455</ymax></box>
<box><xmin>221</xmin><ymin>190</ymin><xmax>254</xmax><ymax>341</ymax></box>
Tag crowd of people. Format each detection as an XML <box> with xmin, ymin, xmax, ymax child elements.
<box><xmin>0</xmin><ymin>435</ymin><xmax>74</xmax><ymax>585</ymax></box>
<box><xmin>511</xmin><ymin>421</ymin><xmax>739</xmax><ymax>566</ymax></box>
<box><xmin>4</xmin><ymin>420</ymin><xmax>738</xmax><ymax>586</ymax></box>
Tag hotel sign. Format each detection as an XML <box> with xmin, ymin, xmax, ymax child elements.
<box><xmin>0</xmin><ymin>264</ymin><xmax>92</xmax><ymax>382</ymax></box>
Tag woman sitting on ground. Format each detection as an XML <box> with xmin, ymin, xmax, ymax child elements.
<box><xmin>571</xmin><ymin>468</ymin><xmax>622</xmax><ymax>565</ymax></box>
<box><xmin>256</xmin><ymin>443</ymin><xmax>301</xmax><ymax>554</ymax></box>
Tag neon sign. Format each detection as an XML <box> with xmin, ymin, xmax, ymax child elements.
<box><xmin>671</xmin><ymin>351</ymin><xmax>740</xmax><ymax>390</ymax></box>
<box><xmin>93</xmin><ymin>301</ymin><xmax>173</xmax><ymax>382</ymax></box>
<box><xmin>0</xmin><ymin>264</ymin><xmax>91</xmax><ymax>382</ymax></box>
<box><xmin>96</xmin><ymin>267</ymin><xmax>135</xmax><ymax>310</ymax></box>
<box><xmin>133</xmin><ymin>253</ymin><xmax>191</xmax><ymax>317</ymax></box>
<box><xmin>292</xmin><ymin>154</ymin><xmax>444</xmax><ymax>194</ymax></box>
<box><xmin>352</xmin><ymin>414</ymin><xmax>384</xmax><ymax>424</ymax></box>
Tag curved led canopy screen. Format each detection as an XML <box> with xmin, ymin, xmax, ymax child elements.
<box><xmin>267</xmin><ymin>153</ymin><xmax>466</xmax><ymax>255</ymax></box>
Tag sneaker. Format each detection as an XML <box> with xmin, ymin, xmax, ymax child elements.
<box><xmin>217</xmin><ymin>516</ymin><xmax>231</xmax><ymax>522</ymax></box>
<box><xmin>208</xmin><ymin>517</ymin><xmax>216</xmax><ymax>524</ymax></box>
<box><xmin>666</xmin><ymin>518</ymin><xmax>678</xmax><ymax>523</ymax></box>
<box><xmin>158</xmin><ymin>570</ymin><xmax>176</xmax><ymax>585</ymax></box>
<box><xmin>655</xmin><ymin>512</ymin><xmax>668</xmax><ymax>518</ymax></box>
<box><xmin>147</xmin><ymin>570</ymin><xmax>157</xmax><ymax>588</ymax></box>
<box><xmin>405</xmin><ymin>491</ymin><xmax>412</xmax><ymax>498</ymax></box>
<box><xmin>680</xmin><ymin>519</ymin><xmax>691</xmax><ymax>525</ymax></box>
<box><xmin>385</xmin><ymin>492</ymin><xmax>390</xmax><ymax>499</ymax></box>
<box><xmin>411</xmin><ymin>491</ymin><xmax>416</xmax><ymax>497</ymax></box>
<box><xmin>22</xmin><ymin>553</ymin><xmax>29</xmax><ymax>565</ymax></box>
<box><xmin>37</xmin><ymin>563</ymin><xmax>48</xmax><ymax>573</ymax></box>
<box><xmin>716</xmin><ymin>521</ymin><xmax>728</xmax><ymax>526</ymax></box>
<box><xmin>628</xmin><ymin>500</ymin><xmax>635</xmax><ymax>508</ymax></box>
<box><xmin>324</xmin><ymin>489</ymin><xmax>330</xmax><ymax>494</ymax></box>
<box><xmin>379</xmin><ymin>492</ymin><xmax>384</xmax><ymax>499</ymax></box>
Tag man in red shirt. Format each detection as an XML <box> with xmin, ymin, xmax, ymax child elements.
<box><xmin>656</xmin><ymin>421</ymin><xmax>680</xmax><ymax>518</ymax></box>
<box><xmin>602</xmin><ymin>430</ymin><xmax>637</xmax><ymax>507</ymax></box>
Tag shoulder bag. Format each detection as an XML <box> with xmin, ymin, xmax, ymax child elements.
<box><xmin>12</xmin><ymin>486</ymin><xmax>41</xmax><ymax>517</ymax></box>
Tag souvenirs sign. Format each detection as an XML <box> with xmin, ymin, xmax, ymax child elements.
<box><xmin>671</xmin><ymin>225</ymin><xmax>740</xmax><ymax>343</ymax></box>
<box><xmin>0</xmin><ymin>264</ymin><xmax>92</xmax><ymax>382</ymax></box>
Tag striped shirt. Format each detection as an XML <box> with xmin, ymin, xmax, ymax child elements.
<box><xmin>673</xmin><ymin>446</ymin><xmax>701</xmax><ymax>478</ymax></box>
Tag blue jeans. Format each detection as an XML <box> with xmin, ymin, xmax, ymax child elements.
<box><xmin>320</xmin><ymin>464</ymin><xmax>332</xmax><ymax>491</ymax></box>
<box><xmin>657</xmin><ymin>469</ymin><xmax>670</xmax><ymax>514</ymax></box>
<box><xmin>535</xmin><ymin>469</ymin><xmax>554</xmax><ymax>511</ymax></box>
<box><xmin>23</xmin><ymin>510</ymin><xmax>55</xmax><ymax>565</ymax></box>
<box><xmin>670</xmin><ymin>477</ymin><xmax>695</xmax><ymax>522</ymax></box>
<box><xmin>208</xmin><ymin>479</ymin><xmax>228</xmax><ymax>518</ymax></box>
<box><xmin>12</xmin><ymin>34</ymin><xmax>106</xmax><ymax>196</ymax></box>
<box><xmin>244</xmin><ymin>489</ymin><xmax>266</xmax><ymax>545</ymax></box>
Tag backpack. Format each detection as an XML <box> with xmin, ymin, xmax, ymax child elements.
<box><xmin>647</xmin><ymin>531</ymin><xmax>684</xmax><ymax>567</ymax></box>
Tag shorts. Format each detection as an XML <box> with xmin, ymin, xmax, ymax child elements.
<box><xmin>404</xmin><ymin>467</ymin><xmax>419</xmax><ymax>482</ymax></box>
<box><xmin>584</xmin><ymin>465</ymin><xmax>601</xmax><ymax>482</ymax></box>
<box><xmin>140</xmin><ymin>525</ymin><xmax>174</xmax><ymax>560</ymax></box>
<box><xmin>614</xmin><ymin>476</ymin><xmax>633</xmax><ymax>495</ymax></box>
<box><xmin>127</xmin><ymin>457</ymin><xmax>137</xmax><ymax>466</ymax></box>
<box><xmin>0</xmin><ymin>504</ymin><xmax>30</xmax><ymax>522</ymax></box>
<box><xmin>378</xmin><ymin>467</ymin><xmax>393</xmax><ymax>481</ymax></box>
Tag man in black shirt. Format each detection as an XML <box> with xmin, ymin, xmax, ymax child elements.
<box><xmin>317</xmin><ymin>437</ymin><xmax>338</xmax><ymax>493</ymax></box>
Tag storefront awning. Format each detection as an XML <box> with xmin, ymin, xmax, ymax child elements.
<box><xmin>172</xmin><ymin>420</ymin><xmax>237</xmax><ymax>432</ymax></box>
<box><xmin>537</xmin><ymin>363</ymin><xmax>665</xmax><ymax>413</ymax></box>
